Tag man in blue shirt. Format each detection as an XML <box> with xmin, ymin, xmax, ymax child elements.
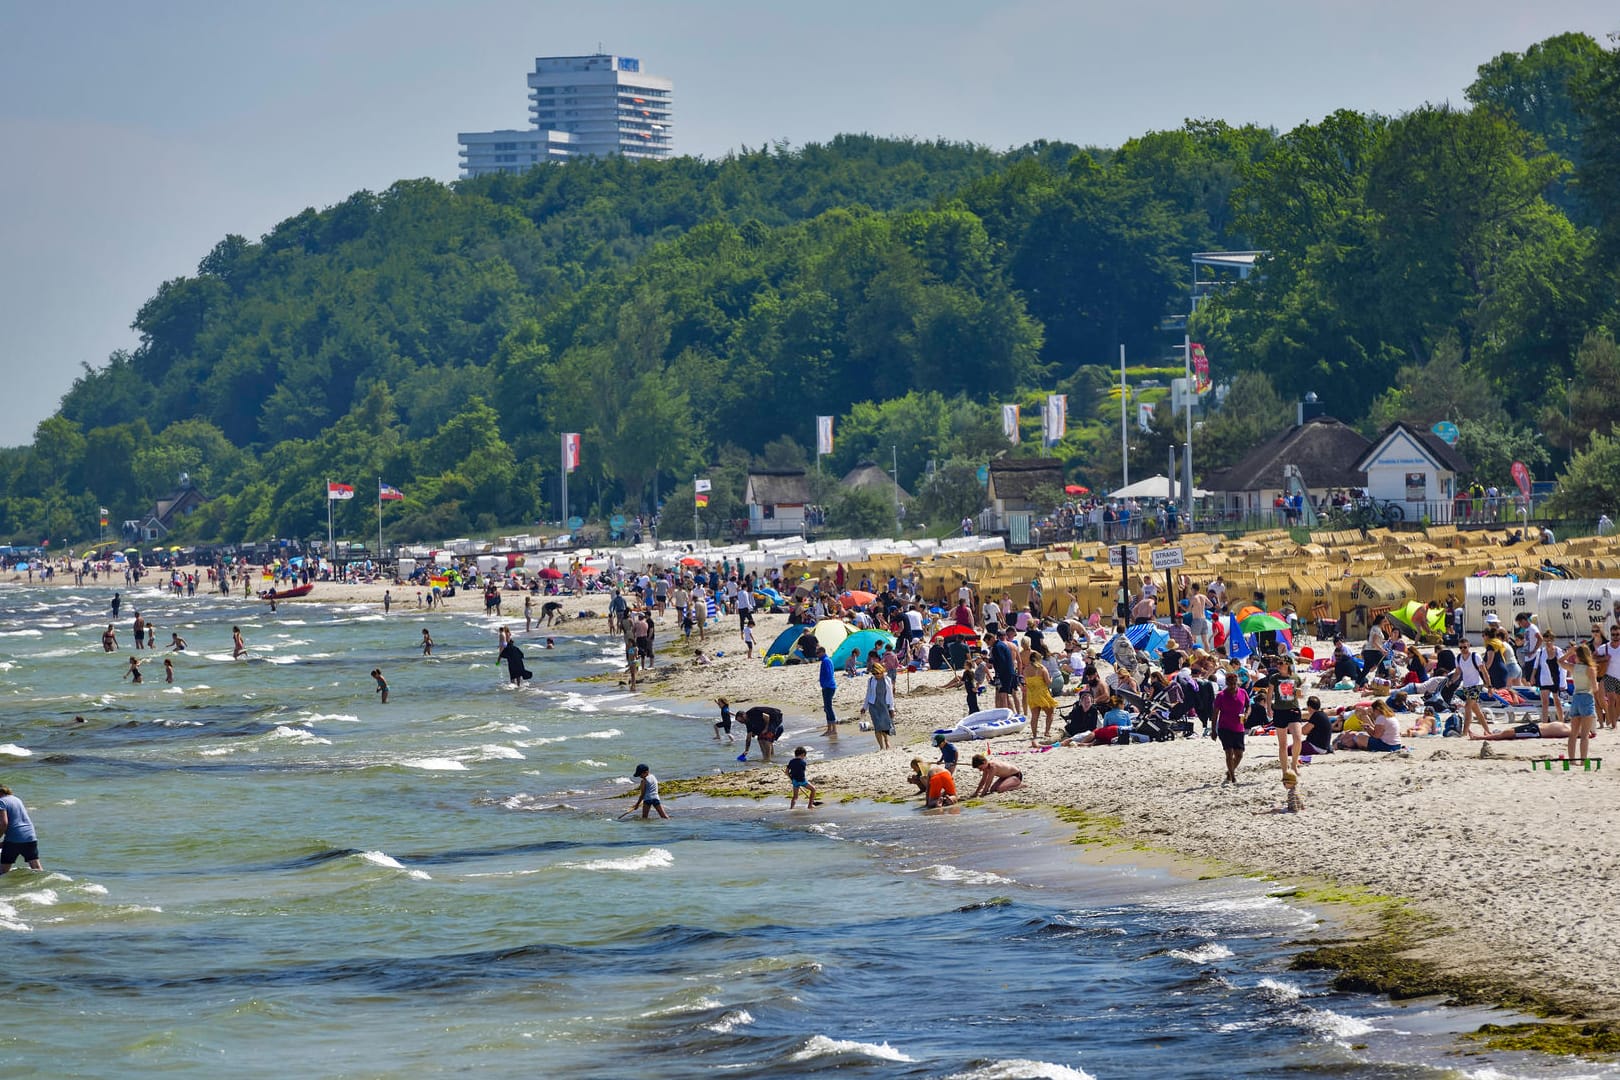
<box><xmin>818</xmin><ymin>646</ymin><xmax>838</xmax><ymax>735</ymax></box>
<box><xmin>0</xmin><ymin>784</ymin><xmax>41</xmax><ymax>873</ymax></box>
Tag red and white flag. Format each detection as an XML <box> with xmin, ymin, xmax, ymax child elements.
<box><xmin>563</xmin><ymin>432</ymin><xmax>581</xmax><ymax>473</ymax></box>
<box><xmin>327</xmin><ymin>481</ymin><xmax>354</xmax><ymax>500</ymax></box>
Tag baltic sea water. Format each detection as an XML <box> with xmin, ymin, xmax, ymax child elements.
<box><xmin>0</xmin><ymin>584</ymin><xmax>1608</xmax><ymax>1078</ymax></box>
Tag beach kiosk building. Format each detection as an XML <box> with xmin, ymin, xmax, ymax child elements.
<box><xmin>744</xmin><ymin>470</ymin><xmax>810</xmax><ymax>537</ymax></box>
<box><xmin>1353</xmin><ymin>422</ymin><xmax>1471</xmax><ymax>523</ymax></box>
<box><xmin>1201</xmin><ymin>415</ymin><xmax>1371</xmax><ymax>525</ymax></box>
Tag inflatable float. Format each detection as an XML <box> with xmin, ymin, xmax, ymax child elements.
<box><xmin>933</xmin><ymin>707</ymin><xmax>1031</xmax><ymax>743</ymax></box>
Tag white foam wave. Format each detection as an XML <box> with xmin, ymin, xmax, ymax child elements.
<box><xmin>640</xmin><ymin>997</ymin><xmax>721</xmax><ymax>1017</ymax></box>
<box><xmin>356</xmin><ymin>851</ymin><xmax>432</xmax><ymax>881</ymax></box>
<box><xmin>577</xmin><ymin>759</ymin><xmax>611</xmax><ymax>768</ymax></box>
<box><xmin>401</xmin><ymin>757</ymin><xmax>468</xmax><ymax>771</ymax></box>
<box><xmin>0</xmin><ymin>661</ymin><xmax>15</xmax><ymax>670</ymax></box>
<box><xmin>16</xmin><ymin>889</ymin><xmax>58</xmax><ymax>906</ymax></box>
<box><xmin>0</xmin><ymin>900</ymin><xmax>29</xmax><ymax>933</ymax></box>
<box><xmin>0</xmin><ymin>744</ymin><xmax>33</xmax><ymax>757</ymax></box>
<box><xmin>515</xmin><ymin>735</ymin><xmax>569</xmax><ymax>747</ymax></box>
<box><xmin>56</xmin><ymin>799</ymin><xmax>76</xmax><ymax>806</ymax></box>
<box><xmin>945</xmin><ymin>1060</ymin><xmax>1096</xmax><ymax>1080</ymax></box>
<box><xmin>703</xmin><ymin>1008</ymin><xmax>754</xmax><ymax>1033</ymax></box>
<box><xmin>198</xmin><ymin>747</ymin><xmax>238</xmax><ymax>757</ymax></box>
<box><xmin>470</xmin><ymin>721</ymin><xmax>530</xmax><ymax>735</ymax></box>
<box><xmin>80</xmin><ymin>883</ymin><xmax>108</xmax><ymax>896</ymax></box>
<box><xmin>299</xmin><ymin>713</ymin><xmax>360</xmax><ymax>724</ymax></box>
<box><xmin>789</xmin><ymin>1035</ymin><xmax>915</xmax><ymax>1064</ymax></box>
<box><xmin>269</xmin><ymin>725</ymin><xmax>332</xmax><ymax>746</ymax></box>
<box><xmin>579</xmin><ymin>728</ymin><xmax>622</xmax><ymax>739</ymax></box>
<box><xmin>919</xmin><ymin>864</ymin><xmax>1013</xmax><ymax>886</ymax></box>
<box><xmin>1302</xmin><ymin>1007</ymin><xmax>1375</xmax><ymax>1040</ymax></box>
<box><xmin>162</xmin><ymin>686</ymin><xmax>185</xmax><ymax>694</ymax></box>
<box><xmin>154</xmin><ymin>719</ymin><xmax>203</xmax><ymax>727</ymax></box>
<box><xmin>1256</xmin><ymin>977</ymin><xmax>1302</xmax><ymax>1003</ymax></box>
<box><xmin>561</xmin><ymin>847</ymin><xmax>673</xmax><ymax>873</ymax></box>
<box><xmin>470</xmin><ymin>744</ymin><xmax>525</xmax><ymax>761</ymax></box>
<box><xmin>1167</xmin><ymin>942</ymin><xmax>1234</xmax><ymax>964</ymax></box>
<box><xmin>0</xmin><ymin>629</ymin><xmax>43</xmax><ymax>637</ymax></box>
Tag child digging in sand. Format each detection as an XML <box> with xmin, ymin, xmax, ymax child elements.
<box><xmin>786</xmin><ymin>746</ymin><xmax>821</xmax><ymax>808</ymax></box>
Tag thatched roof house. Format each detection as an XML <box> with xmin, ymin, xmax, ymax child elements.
<box><xmin>986</xmin><ymin>457</ymin><xmax>1063</xmax><ymax>512</ymax></box>
<box><xmin>841</xmin><ymin>461</ymin><xmax>910</xmax><ymax>503</ymax></box>
<box><xmin>1202</xmin><ymin>416</ymin><xmax>1371</xmax><ymax>513</ymax></box>
<box><xmin>743</xmin><ymin>470</ymin><xmax>810</xmax><ymax>536</ymax></box>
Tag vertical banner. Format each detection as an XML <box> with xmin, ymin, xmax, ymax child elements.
<box><xmin>1510</xmin><ymin>460</ymin><xmax>1532</xmax><ymax>501</ymax></box>
<box><xmin>816</xmin><ymin>415</ymin><xmax>834</xmax><ymax>456</ymax></box>
<box><xmin>563</xmin><ymin>432</ymin><xmax>581</xmax><ymax>472</ymax></box>
<box><xmin>99</xmin><ymin>506</ymin><xmax>109</xmax><ymax>527</ymax></box>
<box><xmin>1190</xmin><ymin>342</ymin><xmax>1211</xmax><ymax>394</ymax></box>
<box><xmin>1137</xmin><ymin>402</ymin><xmax>1156</xmax><ymax>431</ymax></box>
<box><xmin>1043</xmin><ymin>394</ymin><xmax>1067</xmax><ymax>446</ymax></box>
<box><xmin>695</xmin><ymin>477</ymin><xmax>711</xmax><ymax>508</ymax></box>
<box><xmin>1001</xmin><ymin>404</ymin><xmax>1020</xmax><ymax>445</ymax></box>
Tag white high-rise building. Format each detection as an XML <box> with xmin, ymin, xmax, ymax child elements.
<box><xmin>458</xmin><ymin>52</ymin><xmax>673</xmax><ymax>178</ymax></box>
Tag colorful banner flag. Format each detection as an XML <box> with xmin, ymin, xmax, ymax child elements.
<box><xmin>815</xmin><ymin>415</ymin><xmax>834</xmax><ymax>457</ymax></box>
<box><xmin>429</xmin><ymin>574</ymin><xmax>450</xmax><ymax>589</ymax></box>
<box><xmin>1190</xmin><ymin>342</ymin><xmax>1211</xmax><ymax>394</ymax></box>
<box><xmin>694</xmin><ymin>478</ymin><xmax>712</xmax><ymax>493</ymax></box>
<box><xmin>1043</xmin><ymin>394</ymin><xmax>1067</xmax><ymax>446</ymax></box>
<box><xmin>695</xmin><ymin>493</ymin><xmax>710</xmax><ymax>508</ymax></box>
<box><xmin>1001</xmin><ymin>404</ymin><xmax>1020</xmax><ymax>445</ymax></box>
<box><xmin>1511</xmin><ymin>460</ymin><xmax>1532</xmax><ymax>501</ymax></box>
<box><xmin>1137</xmin><ymin>402</ymin><xmax>1156</xmax><ymax>431</ymax></box>
<box><xmin>379</xmin><ymin>482</ymin><xmax>404</xmax><ymax>501</ymax></box>
<box><xmin>327</xmin><ymin>482</ymin><xmax>354</xmax><ymax>500</ymax></box>
<box><xmin>562</xmin><ymin>433</ymin><xmax>581</xmax><ymax>473</ymax></box>
<box><xmin>98</xmin><ymin>506</ymin><xmax>109</xmax><ymax>527</ymax></box>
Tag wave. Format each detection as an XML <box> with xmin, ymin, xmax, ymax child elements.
<box><xmin>946</xmin><ymin>1060</ymin><xmax>1096</xmax><ymax>1080</ymax></box>
<box><xmin>401</xmin><ymin>758</ymin><xmax>468</xmax><ymax>771</ymax></box>
<box><xmin>702</xmin><ymin>1008</ymin><xmax>754</xmax><ymax>1034</ymax></box>
<box><xmin>788</xmin><ymin>1035</ymin><xmax>915</xmax><ymax>1064</ymax></box>
<box><xmin>0</xmin><ymin>629</ymin><xmax>43</xmax><ymax>637</ymax></box>
<box><xmin>559</xmin><ymin>847</ymin><xmax>673</xmax><ymax>873</ymax></box>
<box><xmin>639</xmin><ymin>996</ymin><xmax>722</xmax><ymax>1018</ymax></box>
<box><xmin>577</xmin><ymin>759</ymin><xmax>611</xmax><ymax>768</ymax></box>
<box><xmin>268</xmin><ymin>725</ymin><xmax>332</xmax><ymax>746</ymax></box>
<box><xmin>1301</xmin><ymin>1007</ymin><xmax>1375</xmax><ymax>1041</ymax></box>
<box><xmin>1255</xmin><ymin>976</ymin><xmax>1302</xmax><ymax>1004</ymax></box>
<box><xmin>0</xmin><ymin>744</ymin><xmax>33</xmax><ymax>757</ymax></box>
<box><xmin>915</xmin><ymin>864</ymin><xmax>1013</xmax><ymax>886</ymax></box>
<box><xmin>1167</xmin><ymin>942</ymin><xmax>1234</xmax><ymax>964</ymax></box>
<box><xmin>578</xmin><ymin>729</ymin><xmax>622</xmax><ymax>740</ymax></box>
<box><xmin>355</xmin><ymin>850</ymin><xmax>432</xmax><ymax>881</ymax></box>
<box><xmin>299</xmin><ymin>713</ymin><xmax>360</xmax><ymax>724</ymax></box>
<box><xmin>467</xmin><ymin>744</ymin><xmax>525</xmax><ymax>761</ymax></box>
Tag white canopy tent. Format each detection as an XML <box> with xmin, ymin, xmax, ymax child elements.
<box><xmin>1108</xmin><ymin>474</ymin><xmax>1211</xmax><ymax>501</ymax></box>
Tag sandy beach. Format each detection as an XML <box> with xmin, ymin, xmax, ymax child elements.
<box><xmin>26</xmin><ymin>571</ymin><xmax>1620</xmax><ymax>1028</ymax></box>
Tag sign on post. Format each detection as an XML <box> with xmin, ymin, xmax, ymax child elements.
<box><xmin>1151</xmin><ymin>546</ymin><xmax>1185</xmax><ymax>570</ymax></box>
<box><xmin>1108</xmin><ymin>545</ymin><xmax>1140</xmax><ymax>567</ymax></box>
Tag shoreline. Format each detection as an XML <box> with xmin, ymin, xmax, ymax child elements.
<box><xmin>36</xmin><ymin>574</ymin><xmax>1620</xmax><ymax>1048</ymax></box>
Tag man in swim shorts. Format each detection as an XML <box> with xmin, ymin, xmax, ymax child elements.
<box><xmin>924</xmin><ymin>765</ymin><xmax>956</xmax><ymax>808</ymax></box>
<box><xmin>0</xmin><ymin>784</ymin><xmax>42</xmax><ymax>873</ymax></box>
<box><xmin>969</xmin><ymin>754</ymin><xmax>1023</xmax><ymax>796</ymax></box>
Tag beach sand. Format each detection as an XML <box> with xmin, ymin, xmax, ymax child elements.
<box><xmin>28</xmin><ymin>572</ymin><xmax>1620</xmax><ymax>1022</ymax></box>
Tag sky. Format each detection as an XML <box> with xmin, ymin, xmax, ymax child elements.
<box><xmin>0</xmin><ymin>0</ymin><xmax>1615</xmax><ymax>446</ymax></box>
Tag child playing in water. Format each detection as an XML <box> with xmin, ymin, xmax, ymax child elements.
<box><xmin>713</xmin><ymin>698</ymin><xmax>735</xmax><ymax>743</ymax></box>
<box><xmin>786</xmin><ymin>746</ymin><xmax>821</xmax><ymax>808</ymax></box>
<box><xmin>630</xmin><ymin>764</ymin><xmax>670</xmax><ymax>819</ymax></box>
<box><xmin>163</xmin><ymin>658</ymin><xmax>174</xmax><ymax>684</ymax></box>
<box><xmin>371</xmin><ymin>668</ymin><xmax>389</xmax><ymax>704</ymax></box>
<box><xmin>421</xmin><ymin>629</ymin><xmax>434</xmax><ymax>656</ymax></box>
<box><xmin>123</xmin><ymin>656</ymin><xmax>144</xmax><ymax>684</ymax></box>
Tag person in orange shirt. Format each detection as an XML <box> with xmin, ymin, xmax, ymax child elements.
<box><xmin>925</xmin><ymin>764</ymin><xmax>956</xmax><ymax>809</ymax></box>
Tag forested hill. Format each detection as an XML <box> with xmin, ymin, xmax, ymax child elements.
<box><xmin>8</xmin><ymin>31</ymin><xmax>1620</xmax><ymax>546</ymax></box>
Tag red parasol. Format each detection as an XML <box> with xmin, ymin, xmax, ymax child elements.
<box><xmin>839</xmin><ymin>590</ymin><xmax>876</xmax><ymax>606</ymax></box>
<box><xmin>932</xmin><ymin>624</ymin><xmax>980</xmax><ymax>643</ymax></box>
<box><xmin>1064</xmin><ymin>484</ymin><xmax>1090</xmax><ymax>495</ymax></box>
<box><xmin>537</xmin><ymin>567</ymin><xmax>563</xmax><ymax>580</ymax></box>
<box><xmin>679</xmin><ymin>556</ymin><xmax>704</xmax><ymax>568</ymax></box>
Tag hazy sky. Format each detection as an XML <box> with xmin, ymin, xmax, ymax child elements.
<box><xmin>1</xmin><ymin>1</ymin><xmax>1614</xmax><ymax>446</ymax></box>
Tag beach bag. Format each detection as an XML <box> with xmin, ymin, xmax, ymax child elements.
<box><xmin>1441</xmin><ymin>712</ymin><xmax>1462</xmax><ymax>737</ymax></box>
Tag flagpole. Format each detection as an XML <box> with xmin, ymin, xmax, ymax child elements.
<box><xmin>1183</xmin><ymin>334</ymin><xmax>1194</xmax><ymax>523</ymax></box>
<box><xmin>560</xmin><ymin>434</ymin><xmax>568</xmax><ymax>533</ymax></box>
<box><xmin>377</xmin><ymin>477</ymin><xmax>383</xmax><ymax>563</ymax></box>
<box><xmin>693</xmin><ymin>473</ymin><xmax>699</xmax><ymax>543</ymax></box>
<box><xmin>1120</xmin><ymin>344</ymin><xmax>1129</xmax><ymax>490</ymax></box>
<box><xmin>326</xmin><ymin>479</ymin><xmax>334</xmax><ymax>570</ymax></box>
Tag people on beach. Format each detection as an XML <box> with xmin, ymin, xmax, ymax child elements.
<box><xmin>786</xmin><ymin>746</ymin><xmax>821</xmax><ymax>808</ymax></box>
<box><xmin>924</xmin><ymin>764</ymin><xmax>957</xmax><ymax>809</ymax></box>
<box><xmin>1561</xmin><ymin>642</ymin><xmax>1599</xmax><ymax>763</ymax></box>
<box><xmin>372</xmin><ymin>668</ymin><xmax>390</xmax><ymax>703</ymax></box>
<box><xmin>102</xmin><ymin>624</ymin><xmax>117</xmax><ymax>652</ymax></box>
<box><xmin>740</xmin><ymin>706</ymin><xmax>784</xmax><ymax>763</ymax></box>
<box><xmin>498</xmin><ymin>639</ymin><xmax>533</xmax><ymax>684</ymax></box>
<box><xmin>969</xmin><ymin>754</ymin><xmax>1023</xmax><ymax>796</ymax></box>
<box><xmin>932</xmin><ymin>732</ymin><xmax>959</xmax><ymax>774</ymax></box>
<box><xmin>164</xmin><ymin>657</ymin><xmax>174</xmax><ymax>684</ymax></box>
<box><xmin>629</xmin><ymin>764</ymin><xmax>670</xmax><ymax>819</ymax></box>
<box><xmin>0</xmin><ymin>784</ymin><xmax>41</xmax><ymax>873</ymax></box>
<box><xmin>817</xmin><ymin>646</ymin><xmax>838</xmax><ymax>736</ymax></box>
<box><xmin>1214</xmin><ymin>671</ymin><xmax>1248</xmax><ymax>784</ymax></box>
<box><xmin>713</xmin><ymin>697</ymin><xmax>735</xmax><ymax>743</ymax></box>
<box><xmin>859</xmin><ymin>658</ymin><xmax>896</xmax><ymax>749</ymax></box>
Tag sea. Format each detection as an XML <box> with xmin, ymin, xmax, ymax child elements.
<box><xmin>0</xmin><ymin>583</ymin><xmax>1610</xmax><ymax>1079</ymax></box>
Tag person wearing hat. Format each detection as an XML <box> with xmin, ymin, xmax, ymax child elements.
<box><xmin>932</xmin><ymin>732</ymin><xmax>958</xmax><ymax>774</ymax></box>
<box><xmin>629</xmin><ymin>764</ymin><xmax>670</xmax><ymax>819</ymax></box>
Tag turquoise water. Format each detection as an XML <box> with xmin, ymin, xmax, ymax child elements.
<box><xmin>0</xmin><ymin>585</ymin><xmax>1608</xmax><ymax>1079</ymax></box>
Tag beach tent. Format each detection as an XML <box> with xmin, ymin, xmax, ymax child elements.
<box><xmin>805</xmin><ymin>619</ymin><xmax>852</xmax><ymax>655</ymax></box>
<box><xmin>1389</xmin><ymin>600</ymin><xmax>1446</xmax><ymax>636</ymax></box>
<box><xmin>1107</xmin><ymin>474</ymin><xmax>1212</xmax><ymax>500</ymax></box>
<box><xmin>1100</xmin><ymin>623</ymin><xmax>1169</xmax><ymax>663</ymax></box>
<box><xmin>764</xmin><ymin>624</ymin><xmax>808</xmax><ymax>661</ymax></box>
<box><xmin>829</xmin><ymin>629</ymin><xmax>896</xmax><ymax>670</ymax></box>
